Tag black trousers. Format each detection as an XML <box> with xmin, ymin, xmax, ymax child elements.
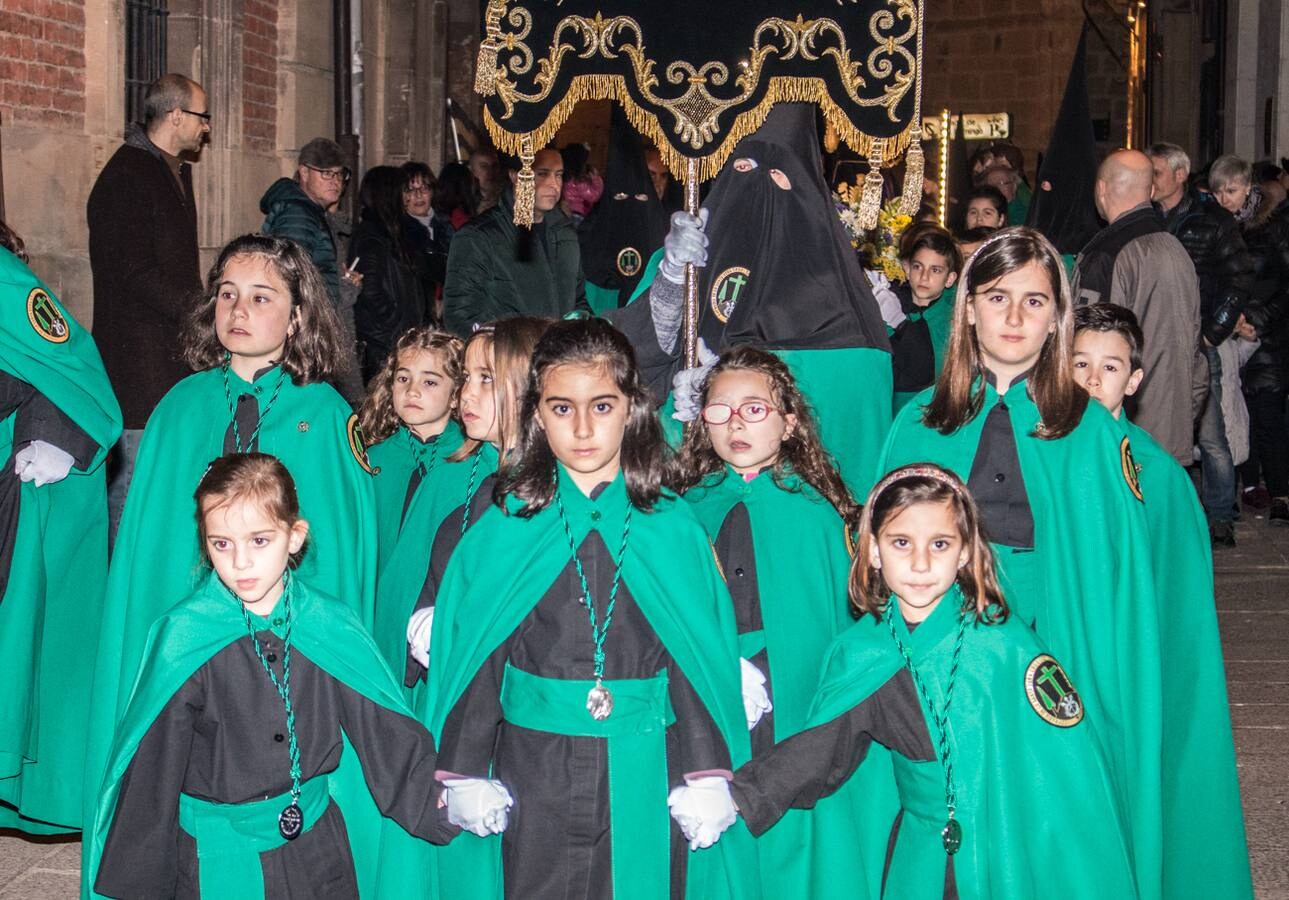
<box><xmin>1240</xmin><ymin>389</ymin><xmax>1289</xmax><ymax>497</ymax></box>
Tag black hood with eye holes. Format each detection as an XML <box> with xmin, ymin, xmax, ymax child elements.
<box><xmin>697</xmin><ymin>103</ymin><xmax>890</xmax><ymax>353</ymax></box>
<box><xmin>579</xmin><ymin>104</ymin><xmax>670</xmax><ymax>306</ymax></box>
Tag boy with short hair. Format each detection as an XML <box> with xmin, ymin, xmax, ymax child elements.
<box><xmin>1072</xmin><ymin>303</ymin><xmax>1254</xmax><ymax>900</ymax></box>
<box><xmin>889</xmin><ymin>225</ymin><xmax>961</xmax><ymax>411</ymax></box>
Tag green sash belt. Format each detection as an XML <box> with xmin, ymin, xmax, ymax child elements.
<box><xmin>499</xmin><ymin>664</ymin><xmax>676</xmax><ymax>900</ymax></box>
<box><xmin>178</xmin><ymin>775</ymin><xmax>330</xmax><ymax>899</ymax></box>
<box><xmin>736</xmin><ymin>629</ymin><xmax>766</xmax><ymax>659</ymax></box>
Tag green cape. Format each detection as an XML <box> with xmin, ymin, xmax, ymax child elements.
<box><xmin>1122</xmin><ymin>418</ymin><xmax>1252</xmax><ymax>898</ymax></box>
<box><xmin>805</xmin><ymin>596</ymin><xmax>1137</xmax><ymax>899</ymax></box>
<box><xmin>892</xmin><ymin>287</ymin><xmax>955</xmax><ymax>413</ymax></box>
<box><xmin>0</xmin><ymin>249</ymin><xmax>122</xmax><ymax>832</ymax></box>
<box><xmin>85</xmin><ymin>573</ymin><xmax>436</xmax><ymax>899</ymax></box>
<box><xmin>684</xmin><ymin>467</ymin><xmax>895</xmax><ymax>900</ymax></box>
<box><xmin>368</xmin><ymin>421</ymin><xmax>464</xmax><ymax>573</ymax></box>
<box><xmin>371</xmin><ymin>440</ymin><xmax>498</xmax><ymax>681</ymax></box>
<box><xmin>84</xmin><ymin>367</ymin><xmax>377</xmax><ymax>860</ymax></box>
<box><xmin>426</xmin><ymin>467</ymin><xmax>761</xmax><ymax>900</ymax></box>
<box><xmin>878</xmin><ymin>382</ymin><xmax>1165</xmax><ymax>897</ymax></box>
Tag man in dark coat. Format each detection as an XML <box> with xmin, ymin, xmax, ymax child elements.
<box><xmin>1150</xmin><ymin>141</ymin><xmax>1256</xmax><ymax>545</ymax></box>
<box><xmin>87</xmin><ymin>73</ymin><xmax>207</xmax><ymax>544</ymax></box>
<box><xmin>442</xmin><ymin>147</ymin><xmax>589</xmax><ymax>336</ymax></box>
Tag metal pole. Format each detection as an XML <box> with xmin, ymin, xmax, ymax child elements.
<box><xmin>682</xmin><ymin>156</ymin><xmax>700</xmax><ymax>368</ymax></box>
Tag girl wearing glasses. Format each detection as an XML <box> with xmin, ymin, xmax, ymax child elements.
<box><xmin>669</xmin><ymin>346</ymin><xmax>883</xmax><ymax>899</ymax></box>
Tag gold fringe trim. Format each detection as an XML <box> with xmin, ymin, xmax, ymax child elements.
<box><xmin>899</xmin><ymin>127</ymin><xmax>924</xmax><ymax>216</ymax></box>
<box><xmin>482</xmin><ymin>74</ymin><xmax>917</xmax><ymax>185</ymax></box>
<box><xmin>858</xmin><ymin>148</ymin><xmax>885</xmax><ymax>230</ymax></box>
<box><xmin>513</xmin><ymin>136</ymin><xmax>536</xmax><ymax>227</ymax></box>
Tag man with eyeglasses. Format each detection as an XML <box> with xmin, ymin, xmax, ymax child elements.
<box><xmin>259</xmin><ymin>137</ymin><xmax>364</xmax><ymax>401</ymax></box>
<box><xmin>88</xmin><ymin>73</ymin><xmax>209</xmax><ymax>546</ymax></box>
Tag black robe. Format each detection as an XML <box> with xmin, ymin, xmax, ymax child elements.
<box><xmin>95</xmin><ymin>629</ymin><xmax>452</xmax><ymax>898</ymax></box>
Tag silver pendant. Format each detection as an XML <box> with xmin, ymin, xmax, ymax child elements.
<box><xmin>279</xmin><ymin>802</ymin><xmax>303</xmax><ymax>840</ymax></box>
<box><xmin>586</xmin><ymin>680</ymin><xmax>614</xmax><ymax>720</ymax></box>
<box><xmin>941</xmin><ymin>817</ymin><xmax>963</xmax><ymax>855</ymax></box>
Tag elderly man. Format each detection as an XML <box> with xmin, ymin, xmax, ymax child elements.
<box><xmin>442</xmin><ymin>147</ymin><xmax>589</xmax><ymax>336</ymax></box>
<box><xmin>1073</xmin><ymin>149</ymin><xmax>1204</xmax><ymax>466</ymax></box>
<box><xmin>88</xmin><ymin>73</ymin><xmax>208</xmax><ymax>542</ymax></box>
<box><xmin>1149</xmin><ymin>142</ymin><xmax>1255</xmax><ymax>545</ymax></box>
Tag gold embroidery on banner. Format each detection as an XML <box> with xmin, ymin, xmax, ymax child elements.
<box><xmin>479</xmin><ymin>3</ymin><xmax>921</xmax><ymax>181</ymax></box>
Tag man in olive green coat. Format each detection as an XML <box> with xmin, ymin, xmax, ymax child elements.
<box><xmin>442</xmin><ymin>147</ymin><xmax>590</xmax><ymax>336</ymax></box>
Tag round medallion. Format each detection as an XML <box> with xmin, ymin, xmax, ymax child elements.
<box><xmin>616</xmin><ymin>246</ymin><xmax>642</xmax><ymax>278</ymax></box>
<box><xmin>709</xmin><ymin>266</ymin><xmax>751</xmax><ymax>323</ymax></box>
<box><xmin>26</xmin><ymin>287</ymin><xmax>69</xmax><ymax>344</ymax></box>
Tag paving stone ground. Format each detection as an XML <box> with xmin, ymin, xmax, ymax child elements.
<box><xmin>2</xmin><ymin>513</ymin><xmax>1287</xmax><ymax>898</ymax></box>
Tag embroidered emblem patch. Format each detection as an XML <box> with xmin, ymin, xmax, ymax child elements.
<box><xmin>1024</xmin><ymin>654</ymin><xmax>1084</xmax><ymax>727</ymax></box>
<box><xmin>843</xmin><ymin>521</ymin><xmax>859</xmax><ymax>559</ymax></box>
<box><xmin>1120</xmin><ymin>436</ymin><xmax>1143</xmax><ymax>502</ymax></box>
<box><xmin>710</xmin><ymin>266</ymin><xmax>750</xmax><ymax>323</ymax></box>
<box><xmin>27</xmin><ymin>288</ymin><xmax>69</xmax><ymax>343</ymax></box>
<box><xmin>346</xmin><ymin>413</ymin><xmax>376</xmax><ymax>475</ymax></box>
<box><xmin>709</xmin><ymin>541</ymin><xmax>727</xmax><ymax>582</ymax></box>
<box><xmin>616</xmin><ymin>246</ymin><xmax>642</xmax><ymax>277</ymax></box>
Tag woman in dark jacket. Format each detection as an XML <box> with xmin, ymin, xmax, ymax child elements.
<box><xmin>350</xmin><ymin>166</ymin><xmax>433</xmax><ymax>383</ymax></box>
<box><xmin>1212</xmin><ymin>154</ymin><xmax>1289</xmax><ymax>522</ymax></box>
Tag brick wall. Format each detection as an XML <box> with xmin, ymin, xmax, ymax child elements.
<box><xmin>0</xmin><ymin>0</ymin><xmax>85</xmax><ymax>131</ymax></box>
<box><xmin>243</xmin><ymin>0</ymin><xmax>278</xmax><ymax>152</ymax></box>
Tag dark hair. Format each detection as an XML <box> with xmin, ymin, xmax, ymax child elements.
<box><xmin>967</xmin><ymin>185</ymin><xmax>1008</xmax><ymax>220</ymax></box>
<box><xmin>0</xmin><ymin>219</ymin><xmax>28</xmax><ymax>262</ymax></box>
<box><xmin>358</xmin><ymin>327</ymin><xmax>464</xmax><ymax>442</ymax></box>
<box><xmin>1253</xmin><ymin>160</ymin><xmax>1285</xmax><ymax>184</ymax></box>
<box><xmin>449</xmin><ymin>316</ymin><xmax>552</xmax><ymax>462</ymax></box>
<box><xmin>194</xmin><ymin>452</ymin><xmax>307</xmax><ymax>569</ymax></box>
<box><xmin>143</xmin><ymin>73</ymin><xmax>196</xmax><ymax>126</ymax></box>
<box><xmin>181</xmin><ymin>234</ymin><xmax>348</xmax><ymax>384</ymax></box>
<box><xmin>850</xmin><ymin>464</ymin><xmax>1007</xmax><ymax>623</ymax></box>
<box><xmin>669</xmin><ymin>346</ymin><xmax>858</xmax><ymax>522</ymax></box>
<box><xmin>433</xmin><ymin>161</ymin><xmax>477</xmax><ymax>217</ymax></box>
<box><xmin>401</xmin><ymin>161</ymin><xmax>436</xmax><ymax>190</ymax></box>
<box><xmin>358</xmin><ymin>165</ymin><xmax>414</xmax><ymax>265</ymax></box>
<box><xmin>956</xmin><ymin>225</ymin><xmax>999</xmax><ymax>244</ymax></box>
<box><xmin>899</xmin><ymin>224</ymin><xmax>963</xmax><ymax>271</ymax></box>
<box><xmin>1074</xmin><ymin>303</ymin><xmax>1144</xmax><ymax>371</ymax></box>
<box><xmin>923</xmin><ymin>227</ymin><xmax>1087</xmax><ymax>439</ymax></box>
<box><xmin>499</xmin><ymin>318</ymin><xmax>665</xmax><ymax>515</ymax></box>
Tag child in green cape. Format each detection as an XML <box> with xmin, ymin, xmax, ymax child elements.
<box><xmin>1072</xmin><ymin>304</ymin><xmax>1253</xmax><ymax>899</ymax></box>
<box><xmin>88</xmin><ymin>453</ymin><xmax>454</xmax><ymax>900</ymax></box>
<box><xmin>876</xmin><ymin>227</ymin><xmax>1166</xmax><ymax>897</ymax></box>
<box><xmin>84</xmin><ymin>234</ymin><xmax>380</xmax><ymax>875</ymax></box>
<box><xmin>426</xmin><ymin>317</ymin><xmax>760</xmax><ymax>899</ymax></box>
<box><xmin>670</xmin><ymin>346</ymin><xmax>889</xmax><ymax>898</ymax></box>
<box><xmin>362</xmin><ymin>326</ymin><xmax>465</xmax><ymax>575</ymax></box>
<box><xmin>696</xmin><ymin>463</ymin><xmax>1137</xmax><ymax>900</ymax></box>
<box><xmin>399</xmin><ymin>316</ymin><xmax>550</xmax><ymax>692</ymax></box>
<box><xmin>888</xmin><ymin>226</ymin><xmax>960</xmax><ymax>412</ymax></box>
<box><xmin>0</xmin><ymin>236</ymin><xmax>122</xmax><ymax>833</ymax></box>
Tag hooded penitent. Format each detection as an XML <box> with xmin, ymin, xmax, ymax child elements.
<box><xmin>580</xmin><ymin>105</ymin><xmax>669</xmax><ymax>312</ymax></box>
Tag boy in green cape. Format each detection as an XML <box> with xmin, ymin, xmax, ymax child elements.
<box><xmin>84</xmin><ymin>235</ymin><xmax>378</xmax><ymax>883</ymax></box>
<box><xmin>876</xmin><ymin>229</ymin><xmax>1166</xmax><ymax>896</ymax></box>
<box><xmin>604</xmin><ymin>104</ymin><xmax>892</xmax><ymax>489</ymax></box>
<box><xmin>87</xmin><ymin>453</ymin><xmax>453</xmax><ymax>899</ymax></box>
<box><xmin>426</xmin><ymin>319</ymin><xmax>760</xmax><ymax>899</ymax></box>
<box><xmin>0</xmin><ymin>246</ymin><xmax>122</xmax><ymax>832</ymax></box>
<box><xmin>683</xmin><ymin>464</ymin><xmax>1137</xmax><ymax>900</ymax></box>
<box><xmin>1073</xmin><ymin>303</ymin><xmax>1253</xmax><ymax>899</ymax></box>
<box><xmin>671</xmin><ymin>345</ymin><xmax>894</xmax><ymax>899</ymax></box>
<box><xmin>884</xmin><ymin>226</ymin><xmax>961</xmax><ymax>413</ymax></box>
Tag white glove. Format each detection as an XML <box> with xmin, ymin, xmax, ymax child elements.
<box><xmin>14</xmin><ymin>440</ymin><xmax>75</xmax><ymax>486</ymax></box>
<box><xmin>739</xmin><ymin>657</ymin><xmax>773</xmax><ymax>730</ymax></box>
<box><xmin>670</xmin><ymin>338</ymin><xmax>719</xmax><ymax>423</ymax></box>
<box><xmin>667</xmin><ymin>775</ymin><xmax>738</xmax><ymax>850</ymax></box>
<box><xmin>658</xmin><ymin>209</ymin><xmax>710</xmax><ymax>284</ymax></box>
<box><xmin>406</xmin><ymin>607</ymin><xmax>435</xmax><ymax>669</ymax></box>
<box><xmin>441</xmin><ymin>777</ymin><xmax>514</xmax><ymax>837</ymax></box>
<box><xmin>865</xmin><ymin>270</ymin><xmax>907</xmax><ymax>329</ymax></box>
